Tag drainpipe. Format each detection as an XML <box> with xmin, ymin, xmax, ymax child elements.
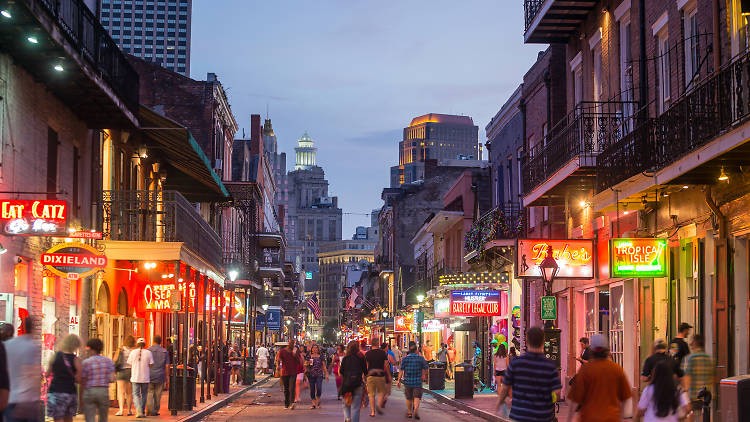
<box><xmin>704</xmin><ymin>185</ymin><xmax>726</xmax><ymax>238</ymax></box>
<box><xmin>713</xmin><ymin>0</ymin><xmax>721</xmax><ymax>71</ymax></box>
<box><xmin>638</xmin><ymin>0</ymin><xmax>648</xmax><ymax>109</ymax></box>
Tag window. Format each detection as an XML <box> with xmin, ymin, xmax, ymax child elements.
<box><xmin>14</xmin><ymin>261</ymin><xmax>28</xmax><ymax>292</ymax></box>
<box><xmin>42</xmin><ymin>275</ymin><xmax>55</xmax><ymax>298</ymax></box>
<box><xmin>657</xmin><ymin>32</ymin><xmax>671</xmax><ymax>113</ymax></box>
<box><xmin>592</xmin><ymin>42</ymin><xmax>603</xmax><ymax>102</ymax></box>
<box><xmin>571</xmin><ymin>52</ymin><xmax>583</xmax><ymax>107</ymax></box>
<box><xmin>684</xmin><ymin>8</ymin><xmax>699</xmax><ymax>89</ymax></box>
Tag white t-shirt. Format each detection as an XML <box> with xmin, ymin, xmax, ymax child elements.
<box><xmin>5</xmin><ymin>335</ymin><xmax>41</xmax><ymax>403</ymax></box>
<box><xmin>637</xmin><ymin>384</ymin><xmax>689</xmax><ymax>422</ymax></box>
<box><xmin>257</xmin><ymin>346</ymin><xmax>269</xmax><ymax>360</ymax></box>
<box><xmin>127</xmin><ymin>348</ymin><xmax>154</xmax><ymax>383</ymax></box>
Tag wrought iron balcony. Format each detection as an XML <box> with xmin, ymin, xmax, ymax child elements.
<box><xmin>101</xmin><ymin>190</ymin><xmax>222</xmax><ymax>269</ymax></box>
<box><xmin>255</xmin><ymin>233</ymin><xmax>284</xmax><ymax>277</ymax></box>
<box><xmin>524</xmin><ymin>0</ymin><xmax>597</xmax><ymax>43</ymax></box>
<box><xmin>464</xmin><ymin>204</ymin><xmax>525</xmax><ymax>254</ymax></box>
<box><xmin>522</xmin><ymin>101</ymin><xmax>636</xmax><ymax>202</ymax></box>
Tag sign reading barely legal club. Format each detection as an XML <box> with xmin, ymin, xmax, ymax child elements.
<box><xmin>516</xmin><ymin>239</ymin><xmax>594</xmax><ymax>279</ymax></box>
<box><xmin>450</xmin><ymin>290</ymin><xmax>501</xmax><ymax>316</ymax></box>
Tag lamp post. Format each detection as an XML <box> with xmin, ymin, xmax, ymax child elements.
<box><xmin>382</xmin><ymin>311</ymin><xmax>388</xmax><ymax>344</ymax></box>
<box><xmin>416</xmin><ymin>294</ymin><xmax>425</xmax><ymax>351</ymax></box>
<box><xmin>261</xmin><ymin>304</ymin><xmax>268</xmax><ymax>345</ymax></box>
<box><xmin>538</xmin><ymin>244</ymin><xmax>559</xmax><ymax>329</ymax></box>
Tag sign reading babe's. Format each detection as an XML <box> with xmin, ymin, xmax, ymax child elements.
<box><xmin>450</xmin><ymin>290</ymin><xmax>501</xmax><ymax>316</ymax></box>
<box><xmin>42</xmin><ymin>243</ymin><xmax>106</xmax><ymax>279</ymax></box>
<box><xmin>610</xmin><ymin>238</ymin><xmax>668</xmax><ymax>278</ymax></box>
<box><xmin>516</xmin><ymin>239</ymin><xmax>594</xmax><ymax>279</ymax></box>
<box><xmin>1</xmin><ymin>199</ymin><xmax>67</xmax><ymax>236</ymax></box>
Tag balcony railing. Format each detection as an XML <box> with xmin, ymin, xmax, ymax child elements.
<box><xmin>522</xmin><ymin>101</ymin><xmax>636</xmax><ymax>195</ymax></box>
<box><xmin>102</xmin><ymin>190</ymin><xmax>222</xmax><ymax>269</ymax></box>
<box><xmin>597</xmin><ymin>49</ymin><xmax>750</xmax><ymax>192</ymax></box>
<box><xmin>259</xmin><ymin>248</ymin><xmax>282</xmax><ymax>269</ymax></box>
<box><xmin>34</xmin><ymin>0</ymin><xmax>139</xmax><ymax>112</ymax></box>
<box><xmin>464</xmin><ymin>204</ymin><xmax>525</xmax><ymax>254</ymax></box>
<box><xmin>524</xmin><ymin>0</ymin><xmax>545</xmax><ymax>32</ymax></box>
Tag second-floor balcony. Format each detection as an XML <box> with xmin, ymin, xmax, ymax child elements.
<box><xmin>464</xmin><ymin>204</ymin><xmax>525</xmax><ymax>256</ymax></box>
<box><xmin>255</xmin><ymin>233</ymin><xmax>285</xmax><ymax>278</ymax></box>
<box><xmin>522</xmin><ymin>101</ymin><xmax>636</xmax><ymax>206</ymax></box>
<box><xmin>102</xmin><ymin>190</ymin><xmax>222</xmax><ymax>270</ymax></box>
<box><xmin>524</xmin><ymin>0</ymin><xmax>597</xmax><ymax>44</ymax></box>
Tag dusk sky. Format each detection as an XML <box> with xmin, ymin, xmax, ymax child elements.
<box><xmin>190</xmin><ymin>1</ymin><xmax>543</xmax><ymax>236</ymax></box>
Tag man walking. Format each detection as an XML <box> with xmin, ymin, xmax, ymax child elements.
<box><xmin>81</xmin><ymin>338</ymin><xmax>114</xmax><ymax>422</ymax></box>
<box><xmin>682</xmin><ymin>334</ymin><xmax>714</xmax><ymax>422</ymax></box>
<box><xmin>4</xmin><ymin>316</ymin><xmax>41</xmax><ymax>422</ymax></box>
<box><xmin>567</xmin><ymin>334</ymin><xmax>632</xmax><ymax>422</ymax></box>
<box><xmin>641</xmin><ymin>339</ymin><xmax>682</xmax><ymax>382</ymax></box>
<box><xmin>446</xmin><ymin>343</ymin><xmax>456</xmax><ymax>380</ymax></box>
<box><xmin>398</xmin><ymin>341</ymin><xmax>428</xmax><ymax>420</ymax></box>
<box><xmin>147</xmin><ymin>335</ymin><xmax>170</xmax><ymax>416</ymax></box>
<box><xmin>256</xmin><ymin>343</ymin><xmax>269</xmax><ymax>375</ymax></box>
<box><xmin>365</xmin><ymin>342</ymin><xmax>391</xmax><ymax>416</ymax></box>
<box><xmin>671</xmin><ymin>322</ymin><xmax>692</xmax><ymax>369</ymax></box>
<box><xmin>576</xmin><ymin>337</ymin><xmax>591</xmax><ymax>366</ymax></box>
<box><xmin>498</xmin><ymin>327</ymin><xmax>561</xmax><ymax>422</ymax></box>
<box><xmin>276</xmin><ymin>339</ymin><xmax>301</xmax><ymax>409</ymax></box>
<box><xmin>422</xmin><ymin>340</ymin><xmax>433</xmax><ymax>362</ymax></box>
<box><xmin>127</xmin><ymin>338</ymin><xmax>154</xmax><ymax>418</ymax></box>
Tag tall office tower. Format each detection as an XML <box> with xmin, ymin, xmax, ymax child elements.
<box><xmin>99</xmin><ymin>0</ymin><xmax>192</xmax><ymax>76</ymax></box>
<box><xmin>263</xmin><ymin>119</ymin><xmax>288</xmax><ymax>227</ymax></box>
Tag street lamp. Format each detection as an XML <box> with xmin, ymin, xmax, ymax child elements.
<box><xmin>539</xmin><ymin>245</ymin><xmax>559</xmax><ymax>329</ymax></box>
<box><xmin>416</xmin><ymin>294</ymin><xmax>425</xmax><ymax>351</ymax></box>
<box><xmin>261</xmin><ymin>304</ymin><xmax>269</xmax><ymax>345</ymax></box>
<box><xmin>228</xmin><ymin>269</ymin><xmax>239</xmax><ymax>283</ymax></box>
<box><xmin>382</xmin><ymin>311</ymin><xmax>388</xmax><ymax>344</ymax></box>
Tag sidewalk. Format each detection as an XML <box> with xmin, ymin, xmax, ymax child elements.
<box><xmin>425</xmin><ymin>379</ymin><xmax>571</xmax><ymax>422</ymax></box>
<box><xmin>72</xmin><ymin>374</ymin><xmax>273</xmax><ymax>422</ymax></box>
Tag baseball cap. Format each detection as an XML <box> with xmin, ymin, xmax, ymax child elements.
<box><xmin>679</xmin><ymin>322</ymin><xmax>693</xmax><ymax>331</ymax></box>
<box><xmin>137</xmin><ymin>337</ymin><xmax>146</xmax><ymax>345</ymax></box>
<box><xmin>589</xmin><ymin>334</ymin><xmax>608</xmax><ymax>351</ymax></box>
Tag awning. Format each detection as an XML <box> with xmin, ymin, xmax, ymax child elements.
<box><xmin>139</xmin><ymin>106</ymin><xmax>229</xmax><ymax>201</ymax></box>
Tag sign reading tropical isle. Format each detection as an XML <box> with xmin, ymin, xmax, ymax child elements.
<box><xmin>610</xmin><ymin>238</ymin><xmax>667</xmax><ymax>278</ymax></box>
<box><xmin>42</xmin><ymin>242</ymin><xmax>106</xmax><ymax>279</ymax></box>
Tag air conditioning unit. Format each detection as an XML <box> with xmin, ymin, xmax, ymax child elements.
<box><xmin>214</xmin><ymin>158</ymin><xmax>222</xmax><ymax>170</ymax></box>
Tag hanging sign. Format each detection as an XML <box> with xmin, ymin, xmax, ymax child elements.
<box><xmin>139</xmin><ymin>280</ymin><xmax>196</xmax><ymax>312</ymax></box>
<box><xmin>422</xmin><ymin>319</ymin><xmax>443</xmax><ymax>333</ymax></box>
<box><xmin>394</xmin><ymin>314</ymin><xmax>413</xmax><ymax>332</ymax></box>
<box><xmin>516</xmin><ymin>239</ymin><xmax>594</xmax><ymax>279</ymax></box>
<box><xmin>450</xmin><ymin>290</ymin><xmax>502</xmax><ymax>316</ymax></box>
<box><xmin>41</xmin><ymin>242</ymin><xmax>106</xmax><ymax>279</ymax></box>
<box><xmin>540</xmin><ymin>296</ymin><xmax>557</xmax><ymax>320</ymax></box>
<box><xmin>434</xmin><ymin>298</ymin><xmax>450</xmax><ymax>318</ymax></box>
<box><xmin>1</xmin><ymin>199</ymin><xmax>67</xmax><ymax>236</ymax></box>
<box><xmin>610</xmin><ymin>238</ymin><xmax>668</xmax><ymax>278</ymax></box>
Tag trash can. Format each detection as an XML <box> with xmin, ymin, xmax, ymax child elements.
<box><xmin>244</xmin><ymin>357</ymin><xmax>256</xmax><ymax>384</ymax></box>
<box><xmin>168</xmin><ymin>367</ymin><xmax>196</xmax><ymax>410</ymax></box>
<box><xmin>428</xmin><ymin>361</ymin><xmax>446</xmax><ymax>390</ymax></box>
<box><xmin>454</xmin><ymin>362</ymin><xmax>474</xmax><ymax>399</ymax></box>
<box><xmin>223</xmin><ymin>362</ymin><xmax>232</xmax><ymax>392</ymax></box>
<box><xmin>720</xmin><ymin>374</ymin><xmax>750</xmax><ymax>420</ymax></box>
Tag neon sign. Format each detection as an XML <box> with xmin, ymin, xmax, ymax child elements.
<box><xmin>394</xmin><ymin>314</ymin><xmax>413</xmax><ymax>332</ymax></box>
<box><xmin>1</xmin><ymin>200</ymin><xmax>67</xmax><ymax>236</ymax></box>
<box><xmin>516</xmin><ymin>239</ymin><xmax>594</xmax><ymax>279</ymax></box>
<box><xmin>141</xmin><ymin>280</ymin><xmax>196</xmax><ymax>312</ymax></box>
<box><xmin>610</xmin><ymin>238</ymin><xmax>667</xmax><ymax>278</ymax></box>
<box><xmin>450</xmin><ymin>290</ymin><xmax>501</xmax><ymax>316</ymax></box>
<box><xmin>42</xmin><ymin>242</ymin><xmax>106</xmax><ymax>279</ymax></box>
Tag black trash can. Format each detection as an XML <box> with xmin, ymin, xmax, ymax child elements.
<box><xmin>168</xmin><ymin>367</ymin><xmax>196</xmax><ymax>410</ymax></box>
<box><xmin>223</xmin><ymin>362</ymin><xmax>232</xmax><ymax>392</ymax></box>
<box><xmin>428</xmin><ymin>361</ymin><xmax>446</xmax><ymax>390</ymax></box>
<box><xmin>454</xmin><ymin>362</ymin><xmax>474</xmax><ymax>399</ymax></box>
<box><xmin>244</xmin><ymin>357</ymin><xmax>256</xmax><ymax>384</ymax></box>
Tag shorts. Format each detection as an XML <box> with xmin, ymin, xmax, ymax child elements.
<box><xmin>366</xmin><ymin>376</ymin><xmax>387</xmax><ymax>396</ymax></box>
<box><xmin>116</xmin><ymin>368</ymin><xmax>132</xmax><ymax>381</ymax></box>
<box><xmin>257</xmin><ymin>358</ymin><xmax>268</xmax><ymax>369</ymax></box>
<box><xmin>404</xmin><ymin>386</ymin><xmax>423</xmax><ymax>400</ymax></box>
<box><xmin>47</xmin><ymin>392</ymin><xmax>78</xmax><ymax>419</ymax></box>
<box><xmin>495</xmin><ymin>370</ymin><xmax>505</xmax><ymax>377</ymax></box>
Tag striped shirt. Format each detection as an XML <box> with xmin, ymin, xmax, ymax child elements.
<box><xmin>685</xmin><ymin>351</ymin><xmax>713</xmax><ymax>400</ymax></box>
<box><xmin>82</xmin><ymin>355</ymin><xmax>115</xmax><ymax>388</ymax></box>
<box><xmin>502</xmin><ymin>352</ymin><xmax>561</xmax><ymax>422</ymax></box>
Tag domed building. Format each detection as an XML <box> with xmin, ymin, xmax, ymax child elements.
<box><xmin>294</xmin><ymin>132</ymin><xmax>318</xmax><ymax>170</ymax></box>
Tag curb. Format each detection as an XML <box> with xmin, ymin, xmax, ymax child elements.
<box><xmin>177</xmin><ymin>374</ymin><xmax>274</xmax><ymax>422</ymax></box>
<box><xmin>423</xmin><ymin>389</ymin><xmax>510</xmax><ymax>422</ymax></box>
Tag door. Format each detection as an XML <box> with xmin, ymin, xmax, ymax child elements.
<box><xmin>609</xmin><ymin>284</ymin><xmax>625</xmax><ymax>367</ymax></box>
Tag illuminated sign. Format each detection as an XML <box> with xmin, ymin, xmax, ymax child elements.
<box><xmin>434</xmin><ymin>298</ymin><xmax>450</xmax><ymax>318</ymax></box>
<box><xmin>1</xmin><ymin>200</ymin><xmax>67</xmax><ymax>236</ymax></box>
<box><xmin>42</xmin><ymin>242</ymin><xmax>106</xmax><ymax>279</ymax></box>
<box><xmin>140</xmin><ymin>280</ymin><xmax>196</xmax><ymax>312</ymax></box>
<box><xmin>422</xmin><ymin>319</ymin><xmax>443</xmax><ymax>333</ymax></box>
<box><xmin>67</xmin><ymin>230</ymin><xmax>103</xmax><ymax>240</ymax></box>
<box><xmin>516</xmin><ymin>239</ymin><xmax>594</xmax><ymax>279</ymax></box>
<box><xmin>610</xmin><ymin>238</ymin><xmax>668</xmax><ymax>278</ymax></box>
<box><xmin>305</xmin><ymin>272</ymin><xmax>313</xmax><ymax>280</ymax></box>
<box><xmin>394</xmin><ymin>314</ymin><xmax>413</xmax><ymax>332</ymax></box>
<box><xmin>438</xmin><ymin>272</ymin><xmax>510</xmax><ymax>286</ymax></box>
<box><xmin>450</xmin><ymin>290</ymin><xmax>501</xmax><ymax>316</ymax></box>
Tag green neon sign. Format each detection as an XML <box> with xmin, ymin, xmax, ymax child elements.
<box><xmin>610</xmin><ymin>238</ymin><xmax>668</xmax><ymax>278</ymax></box>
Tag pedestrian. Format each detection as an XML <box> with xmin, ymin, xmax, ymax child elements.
<box><xmin>508</xmin><ymin>346</ymin><xmax>518</xmax><ymax>361</ymax></box>
<box><xmin>498</xmin><ymin>327</ymin><xmax>561</xmax><ymax>422</ymax></box>
<box><xmin>0</xmin><ymin>323</ymin><xmax>9</xmax><ymax>417</ymax></box>
<box><xmin>436</xmin><ymin>343</ymin><xmax>448</xmax><ymax>367</ymax></box>
<box><xmin>670</xmin><ymin>323</ymin><xmax>692</xmax><ymax>369</ymax></box>
<box><xmin>276</xmin><ymin>340</ymin><xmax>301</xmax><ymax>409</ymax></box>
<box><xmin>127</xmin><ymin>338</ymin><xmax>154</xmax><ymax>418</ymax></box>
<box><xmin>365</xmin><ymin>342</ymin><xmax>390</xmax><ymax>416</ymax></box>
<box><xmin>340</xmin><ymin>340</ymin><xmax>367</xmax><ymax>422</ymax></box>
<box><xmin>46</xmin><ymin>334</ymin><xmax>82</xmax><ymax>422</ymax></box>
<box><xmin>0</xmin><ymin>323</ymin><xmax>13</xmax><ymax>342</ymax></box>
<box><xmin>333</xmin><ymin>344</ymin><xmax>345</xmax><ymax>399</ymax></box>
<box><xmin>230</xmin><ymin>344</ymin><xmax>241</xmax><ymax>385</ymax></box>
<box><xmin>567</xmin><ymin>334</ymin><xmax>632</xmax><ymax>422</ymax></box>
<box><xmin>5</xmin><ymin>316</ymin><xmax>41</xmax><ymax>422</ymax></box>
<box><xmin>493</xmin><ymin>343</ymin><xmax>508</xmax><ymax>395</ymax></box>
<box><xmin>306</xmin><ymin>344</ymin><xmax>328</xmax><ymax>409</ymax></box>
<box><xmin>642</xmin><ymin>339</ymin><xmax>682</xmax><ymax>383</ymax></box>
<box><xmin>397</xmin><ymin>341</ymin><xmax>428</xmax><ymax>420</ymax></box>
<box><xmin>81</xmin><ymin>338</ymin><xmax>114</xmax><ymax>422</ymax></box>
<box><xmin>146</xmin><ymin>335</ymin><xmax>170</xmax><ymax>416</ymax></box>
<box><xmin>682</xmin><ymin>334</ymin><xmax>714</xmax><ymax>422</ymax></box>
<box><xmin>637</xmin><ymin>360</ymin><xmax>689</xmax><ymax>422</ymax></box>
<box><xmin>386</xmin><ymin>343</ymin><xmax>398</xmax><ymax>391</ymax></box>
<box><xmin>114</xmin><ymin>335</ymin><xmax>135</xmax><ymax>416</ymax></box>
<box><xmin>256</xmin><ymin>343</ymin><xmax>269</xmax><ymax>375</ymax></box>
<box><xmin>294</xmin><ymin>344</ymin><xmax>306</xmax><ymax>405</ymax></box>
<box><xmin>422</xmin><ymin>340</ymin><xmax>433</xmax><ymax>362</ymax></box>
<box><xmin>446</xmin><ymin>342</ymin><xmax>455</xmax><ymax>380</ymax></box>
<box><xmin>576</xmin><ymin>337</ymin><xmax>591</xmax><ymax>366</ymax></box>
<box><xmin>471</xmin><ymin>341</ymin><xmax>485</xmax><ymax>391</ymax></box>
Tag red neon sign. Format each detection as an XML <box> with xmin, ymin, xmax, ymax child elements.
<box><xmin>1</xmin><ymin>200</ymin><xmax>67</xmax><ymax>235</ymax></box>
<box><xmin>140</xmin><ymin>281</ymin><xmax>196</xmax><ymax>312</ymax></box>
<box><xmin>516</xmin><ymin>239</ymin><xmax>595</xmax><ymax>279</ymax></box>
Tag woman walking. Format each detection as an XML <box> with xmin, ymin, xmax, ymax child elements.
<box><xmin>636</xmin><ymin>360</ymin><xmax>689</xmax><ymax>421</ymax></box>
<box><xmin>293</xmin><ymin>344</ymin><xmax>306</xmax><ymax>406</ymax></box>
<box><xmin>306</xmin><ymin>344</ymin><xmax>328</xmax><ymax>409</ymax></box>
<box><xmin>339</xmin><ymin>340</ymin><xmax>367</xmax><ymax>422</ymax></box>
<box><xmin>333</xmin><ymin>344</ymin><xmax>345</xmax><ymax>399</ymax></box>
<box><xmin>493</xmin><ymin>344</ymin><xmax>508</xmax><ymax>393</ymax></box>
<box><xmin>46</xmin><ymin>334</ymin><xmax>83</xmax><ymax>422</ymax></box>
<box><xmin>114</xmin><ymin>335</ymin><xmax>135</xmax><ymax>416</ymax></box>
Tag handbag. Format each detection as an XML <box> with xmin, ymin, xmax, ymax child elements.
<box><xmin>114</xmin><ymin>349</ymin><xmax>124</xmax><ymax>373</ymax></box>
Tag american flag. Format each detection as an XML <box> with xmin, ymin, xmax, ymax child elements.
<box><xmin>307</xmin><ymin>294</ymin><xmax>321</xmax><ymax>320</ymax></box>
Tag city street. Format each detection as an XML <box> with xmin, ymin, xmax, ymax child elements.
<box><xmin>200</xmin><ymin>377</ymin><xmax>486</xmax><ymax>422</ymax></box>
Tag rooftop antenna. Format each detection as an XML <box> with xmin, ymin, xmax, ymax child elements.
<box><xmin>266</xmin><ymin>103</ymin><xmax>269</xmax><ymax>120</ymax></box>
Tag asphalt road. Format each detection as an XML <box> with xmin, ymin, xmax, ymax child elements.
<box><xmin>201</xmin><ymin>376</ymin><xmax>486</xmax><ymax>422</ymax></box>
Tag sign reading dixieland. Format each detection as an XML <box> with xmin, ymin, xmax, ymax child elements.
<box><xmin>516</xmin><ymin>239</ymin><xmax>595</xmax><ymax>279</ymax></box>
<box><xmin>610</xmin><ymin>238</ymin><xmax>668</xmax><ymax>278</ymax></box>
<box><xmin>450</xmin><ymin>290</ymin><xmax>502</xmax><ymax>316</ymax></box>
<box><xmin>42</xmin><ymin>242</ymin><xmax>106</xmax><ymax>279</ymax></box>
<box><xmin>1</xmin><ymin>199</ymin><xmax>67</xmax><ymax>236</ymax></box>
